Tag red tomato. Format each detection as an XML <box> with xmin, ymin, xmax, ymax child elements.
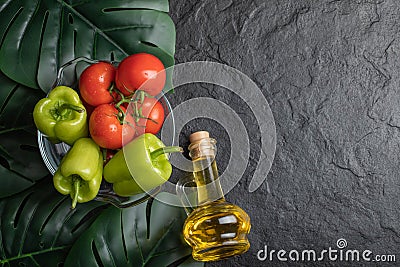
<box><xmin>79</xmin><ymin>62</ymin><xmax>116</xmax><ymax>106</ymax></box>
<box><xmin>132</xmin><ymin>97</ymin><xmax>165</xmax><ymax>136</ymax></box>
<box><xmin>115</xmin><ymin>53</ymin><xmax>166</xmax><ymax>96</ymax></box>
<box><xmin>89</xmin><ymin>104</ymin><xmax>135</xmax><ymax>149</ymax></box>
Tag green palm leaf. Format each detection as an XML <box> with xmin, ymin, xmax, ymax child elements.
<box><xmin>65</xmin><ymin>193</ymin><xmax>203</xmax><ymax>267</ymax></box>
<box><xmin>0</xmin><ymin>70</ymin><xmax>48</xmax><ymax>198</ymax></box>
<box><xmin>0</xmin><ymin>180</ymin><xmax>107</xmax><ymax>266</ymax></box>
<box><xmin>0</xmin><ymin>0</ymin><xmax>175</xmax><ymax>92</ymax></box>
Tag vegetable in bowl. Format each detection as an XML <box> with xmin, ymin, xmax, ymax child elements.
<box><xmin>36</xmin><ymin>55</ymin><xmax>176</xmax><ymax>208</ymax></box>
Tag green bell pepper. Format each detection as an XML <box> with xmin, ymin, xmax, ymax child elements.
<box><xmin>53</xmin><ymin>138</ymin><xmax>103</xmax><ymax>208</ymax></box>
<box><xmin>33</xmin><ymin>85</ymin><xmax>88</xmax><ymax>145</ymax></box>
<box><xmin>103</xmin><ymin>133</ymin><xmax>182</xmax><ymax>197</ymax></box>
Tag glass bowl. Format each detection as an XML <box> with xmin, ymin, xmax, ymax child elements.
<box><xmin>37</xmin><ymin>57</ymin><xmax>175</xmax><ymax>208</ymax></box>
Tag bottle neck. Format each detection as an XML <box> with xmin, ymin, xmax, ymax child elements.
<box><xmin>189</xmin><ymin>138</ymin><xmax>225</xmax><ymax>205</ymax></box>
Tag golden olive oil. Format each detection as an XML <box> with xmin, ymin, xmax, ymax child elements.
<box><xmin>182</xmin><ymin>131</ymin><xmax>251</xmax><ymax>262</ymax></box>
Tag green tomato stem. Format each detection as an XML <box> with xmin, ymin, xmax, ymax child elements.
<box><xmin>139</xmin><ymin>90</ymin><xmax>145</xmax><ymax>103</ymax></box>
<box><xmin>115</xmin><ymin>97</ymin><xmax>132</xmax><ymax>108</ymax></box>
<box><xmin>108</xmin><ymin>82</ymin><xmax>115</xmax><ymax>94</ymax></box>
<box><xmin>112</xmin><ymin>89</ymin><xmax>159</xmax><ymax>128</ymax></box>
<box><xmin>150</xmin><ymin>146</ymin><xmax>183</xmax><ymax>160</ymax></box>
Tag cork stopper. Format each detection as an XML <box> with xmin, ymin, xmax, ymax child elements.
<box><xmin>188</xmin><ymin>131</ymin><xmax>216</xmax><ymax>160</ymax></box>
<box><xmin>189</xmin><ymin>131</ymin><xmax>210</xmax><ymax>143</ymax></box>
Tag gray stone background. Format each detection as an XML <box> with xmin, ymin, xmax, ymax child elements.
<box><xmin>168</xmin><ymin>0</ymin><xmax>400</xmax><ymax>266</ymax></box>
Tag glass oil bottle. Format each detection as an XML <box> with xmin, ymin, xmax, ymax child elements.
<box><xmin>181</xmin><ymin>131</ymin><xmax>251</xmax><ymax>261</ymax></box>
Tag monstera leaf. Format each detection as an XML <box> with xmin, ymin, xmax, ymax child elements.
<box><xmin>0</xmin><ymin>0</ymin><xmax>176</xmax><ymax>92</ymax></box>
<box><xmin>0</xmin><ymin>70</ymin><xmax>48</xmax><ymax>198</ymax></box>
<box><xmin>65</xmin><ymin>193</ymin><xmax>204</xmax><ymax>267</ymax></box>
<box><xmin>0</xmin><ymin>180</ymin><xmax>108</xmax><ymax>266</ymax></box>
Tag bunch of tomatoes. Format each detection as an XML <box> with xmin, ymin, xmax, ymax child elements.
<box><xmin>79</xmin><ymin>53</ymin><xmax>166</xmax><ymax>150</ymax></box>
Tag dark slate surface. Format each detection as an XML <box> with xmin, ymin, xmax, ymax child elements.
<box><xmin>168</xmin><ymin>0</ymin><xmax>400</xmax><ymax>266</ymax></box>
